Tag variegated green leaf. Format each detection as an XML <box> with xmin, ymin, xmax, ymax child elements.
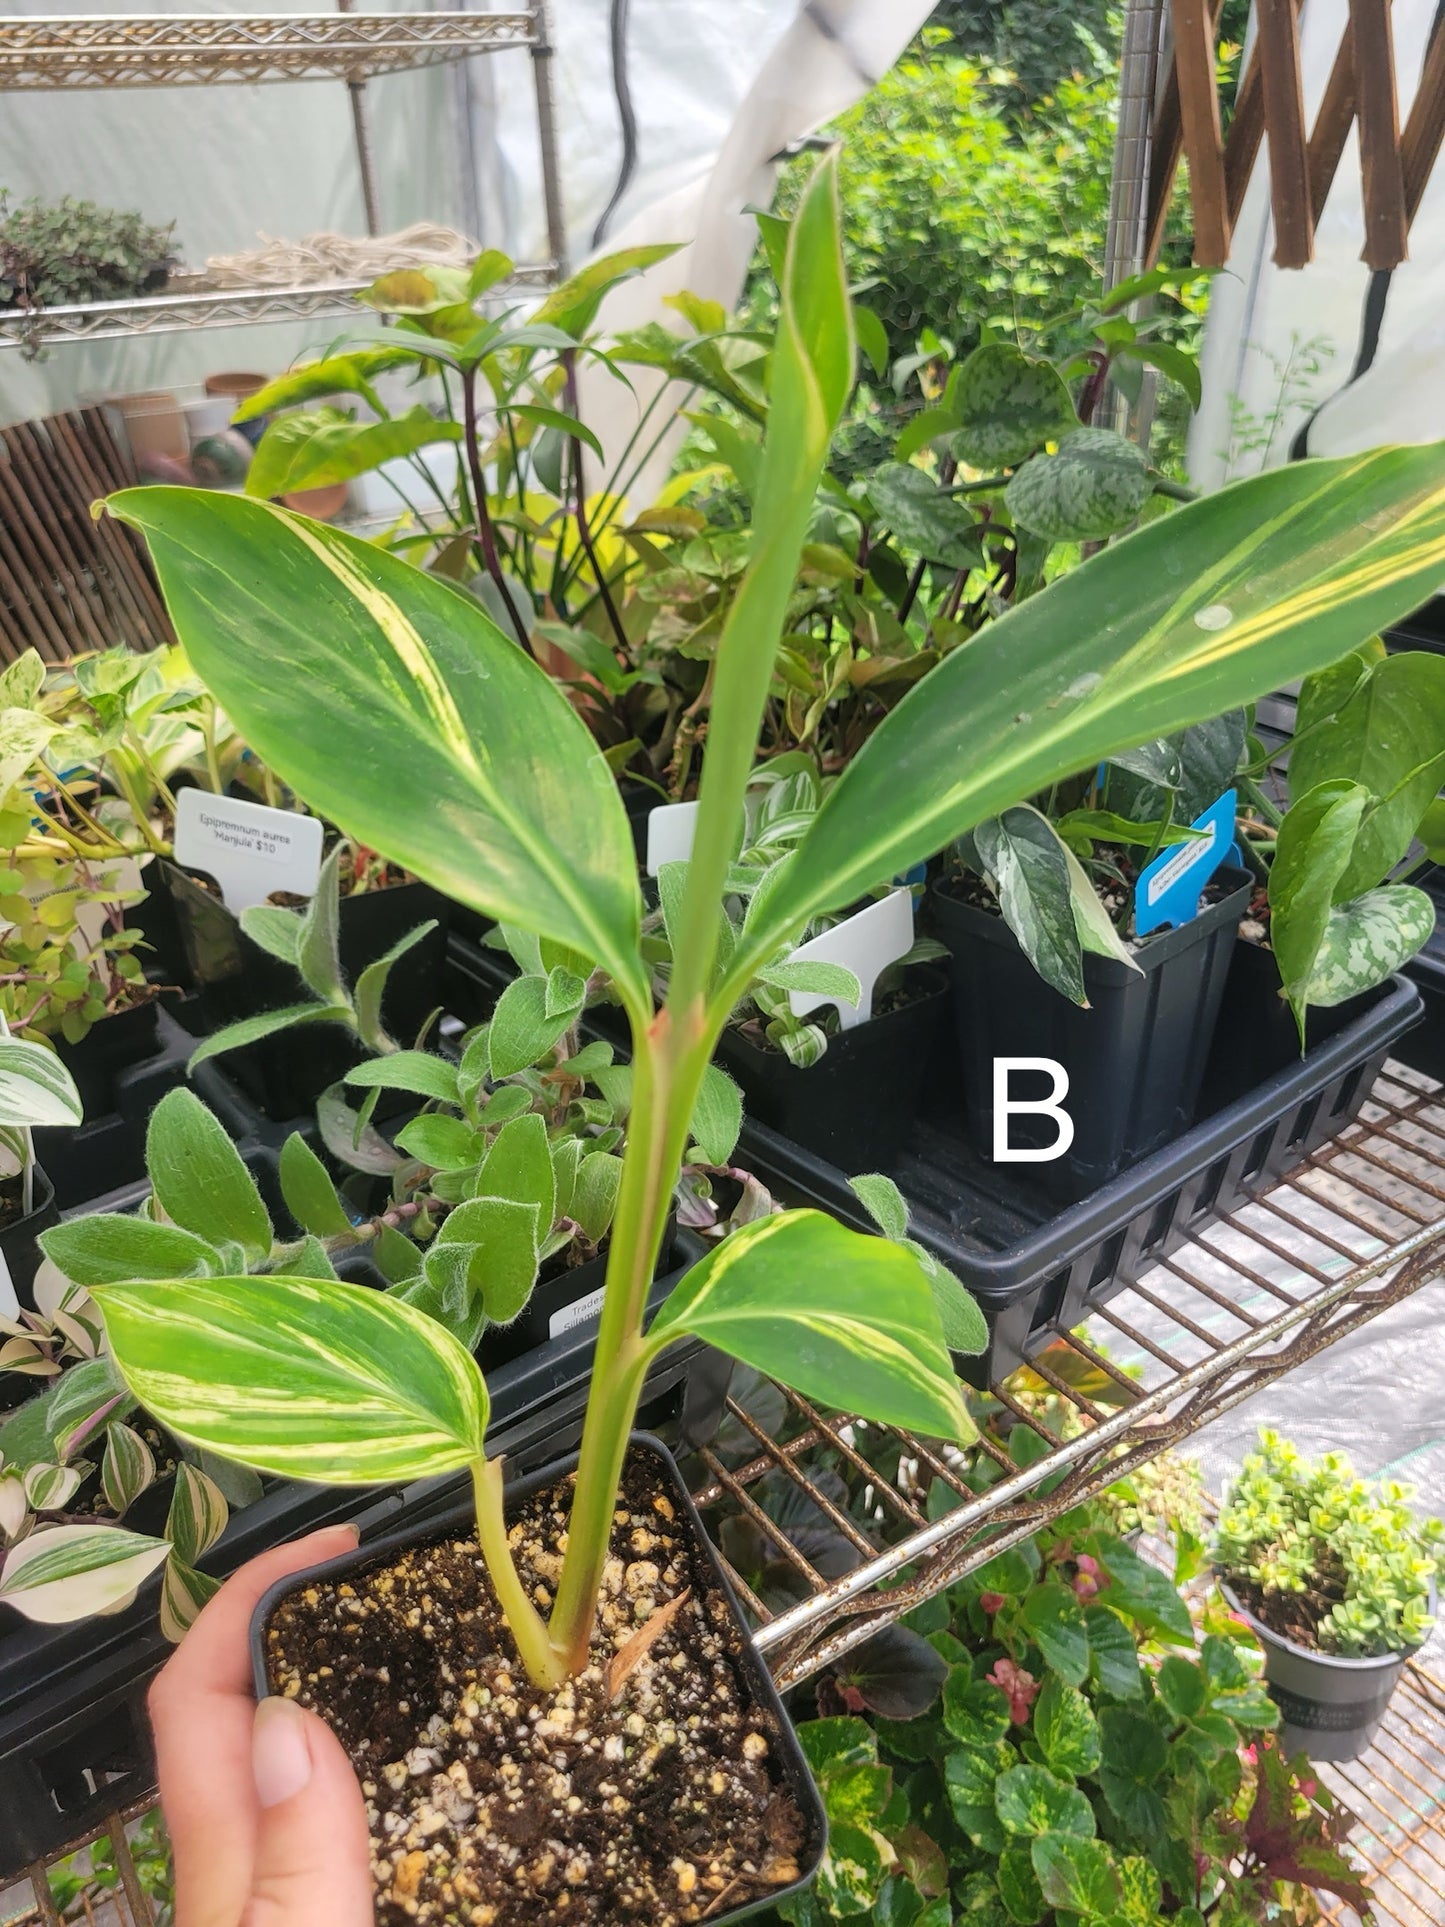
<box><xmin>101</xmin><ymin>1421</ymin><xmax>156</xmax><ymax>1517</ymax></box>
<box><xmin>1307</xmin><ymin>885</ymin><xmax>1435</xmax><ymax>1006</ymax></box>
<box><xmin>646</xmin><ymin>1210</ymin><xmax>975</xmax><ymax>1443</ymax></box>
<box><xmin>105</xmin><ymin>489</ymin><xmax>646</xmax><ymax>1005</ymax></box>
<box><xmin>91</xmin><ymin>1275</ymin><xmax>490</xmax><ymax>1483</ymax></box>
<box><xmin>0</xmin><ymin>1037</ymin><xmax>83</xmax><ymax>1130</ymax></box>
<box><xmin>40</xmin><ymin>1214</ymin><xmax>222</xmax><ymax>1290</ymax></box>
<box><xmin>0</xmin><ymin>1524</ymin><xmax>172</xmax><ymax>1623</ymax></box>
<box><xmin>165</xmin><ymin>1461</ymin><xmax>230</xmax><ymax>1564</ymax></box>
<box><xmin>743</xmin><ymin>443</ymin><xmax>1445</xmax><ymax>970</ymax></box>
<box><xmin>950</xmin><ymin>342</ymin><xmax>1076</xmax><ymax>470</ymax></box>
<box><xmin>160</xmin><ymin>1555</ymin><xmax>221</xmax><ymax>1643</ymax></box>
<box><xmin>0</xmin><ymin>1473</ymin><xmax>26</xmax><ymax>1540</ymax></box>
<box><xmin>24</xmin><ymin>1461</ymin><xmax>86</xmax><ymax>1511</ymax></box>
<box><xmin>1006</xmin><ymin>427</ymin><xmax>1152</xmax><ymax>541</ymax></box>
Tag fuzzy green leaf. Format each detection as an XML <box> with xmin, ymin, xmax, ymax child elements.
<box><xmin>344</xmin><ymin>1051</ymin><xmax>460</xmax><ymax>1104</ymax></box>
<box><xmin>41</xmin><ymin>1214</ymin><xmax>222</xmax><ymax>1289</ymax></box>
<box><xmin>355</xmin><ymin>920</ymin><xmax>437</xmax><ymax>1053</ymax></box>
<box><xmin>279</xmin><ymin>1133</ymin><xmax>353</xmax><ymax>1239</ymax></box>
<box><xmin>689</xmin><ymin>1063</ymin><xmax>744</xmax><ymax>1166</ymax></box>
<box><xmin>187</xmin><ymin>1002</ymin><xmax>353</xmax><ymax>1071</ymax></box>
<box><xmin>146</xmin><ymin>1089</ymin><xmax>272</xmax><ymax>1262</ymax></box>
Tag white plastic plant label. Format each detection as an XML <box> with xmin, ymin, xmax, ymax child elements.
<box><xmin>786</xmin><ymin>888</ymin><xmax>915</xmax><ymax>1031</ymax></box>
<box><xmin>0</xmin><ymin>1246</ymin><xmax>16</xmax><ymax>1319</ymax></box>
<box><xmin>173</xmin><ymin>789</ymin><xmax>324</xmax><ymax>912</ymax></box>
<box><xmin>549</xmin><ymin>1282</ymin><xmax>607</xmax><ymax>1339</ymax></box>
<box><xmin>645</xmin><ymin>800</ymin><xmax>698</xmax><ymax>876</ymax></box>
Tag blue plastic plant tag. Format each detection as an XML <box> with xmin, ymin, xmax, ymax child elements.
<box><xmin>1134</xmin><ymin>788</ymin><xmax>1237</xmax><ymax>937</ymax></box>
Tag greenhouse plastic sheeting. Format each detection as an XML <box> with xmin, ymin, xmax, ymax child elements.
<box><xmin>0</xmin><ymin>0</ymin><xmax>929</xmax><ymax>437</ymax></box>
<box><xmin>1190</xmin><ymin>0</ymin><xmax>1445</xmax><ymax>488</ymax></box>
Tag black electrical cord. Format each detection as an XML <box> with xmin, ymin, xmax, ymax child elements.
<box><xmin>591</xmin><ymin>0</ymin><xmax>639</xmax><ymax>249</ymax></box>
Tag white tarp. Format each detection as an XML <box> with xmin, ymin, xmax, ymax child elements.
<box><xmin>1190</xmin><ymin>0</ymin><xmax>1445</xmax><ymax>487</ymax></box>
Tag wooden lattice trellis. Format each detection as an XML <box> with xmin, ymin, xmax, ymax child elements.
<box><xmin>1146</xmin><ymin>0</ymin><xmax>1445</xmax><ymax>269</ymax></box>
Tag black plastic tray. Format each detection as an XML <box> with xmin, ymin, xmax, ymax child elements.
<box><xmin>0</xmin><ymin>1250</ymin><xmax>705</xmax><ymax>1879</ymax></box>
<box><xmin>33</xmin><ymin>1008</ymin><xmax>193</xmax><ymax>1211</ymax></box>
<box><xmin>736</xmin><ymin>968</ymin><xmax>1422</xmax><ymax>1388</ymax></box>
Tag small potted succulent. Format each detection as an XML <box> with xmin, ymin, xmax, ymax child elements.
<box><xmin>81</xmin><ymin>153</ymin><xmax>1445</xmax><ymax>1923</ymax></box>
<box><xmin>1215</xmin><ymin>1430</ymin><xmax>1442</xmax><ymax>1761</ymax></box>
<box><xmin>930</xmin><ymin>714</ymin><xmax>1252</xmax><ymax>1199</ymax></box>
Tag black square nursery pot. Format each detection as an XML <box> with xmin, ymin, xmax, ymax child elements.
<box><xmin>249</xmin><ymin>1433</ymin><xmax>825</xmax><ymax>1927</ymax></box>
<box><xmin>931</xmin><ymin>868</ymin><xmax>1252</xmax><ymax>1202</ymax></box>
<box><xmin>161</xmin><ymin>861</ymin><xmax>452</xmax><ymax>1120</ymax></box>
<box><xmin>714</xmin><ymin>968</ymin><xmax>950</xmax><ymax>1176</ymax></box>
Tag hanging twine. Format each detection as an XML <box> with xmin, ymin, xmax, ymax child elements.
<box><xmin>166</xmin><ymin>222</ymin><xmax>479</xmax><ymax>291</ymax></box>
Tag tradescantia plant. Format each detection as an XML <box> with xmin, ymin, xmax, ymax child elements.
<box><xmin>83</xmin><ymin>156</ymin><xmax>1445</xmax><ymax>1690</ymax></box>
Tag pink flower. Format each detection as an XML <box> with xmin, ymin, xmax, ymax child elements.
<box><xmin>987</xmin><ymin>1657</ymin><xmax>1040</xmax><ymax>1725</ymax></box>
<box><xmin>1073</xmin><ymin>1555</ymin><xmax>1103</xmax><ymax>1603</ymax></box>
<box><xmin>980</xmin><ymin>1591</ymin><xmax>1007</xmax><ymax>1615</ymax></box>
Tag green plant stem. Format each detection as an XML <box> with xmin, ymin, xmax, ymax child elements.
<box><xmin>545</xmin><ymin>1014</ymin><xmax>714</xmax><ymax>1671</ymax></box>
<box><xmin>460</xmin><ymin>364</ymin><xmax>529</xmax><ymax>645</ymax></box>
<box><xmin>471</xmin><ymin>1455</ymin><xmax>568</xmax><ymax>1687</ymax></box>
<box><xmin>563</xmin><ymin>353</ymin><xmax>630</xmax><ymax>653</ymax></box>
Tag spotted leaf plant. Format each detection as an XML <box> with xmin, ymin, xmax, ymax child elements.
<box><xmin>89</xmin><ymin>155</ymin><xmax>1445</xmax><ymax>1690</ymax></box>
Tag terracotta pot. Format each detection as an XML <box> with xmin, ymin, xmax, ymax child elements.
<box><xmin>111</xmin><ymin>390</ymin><xmax>187</xmax><ymax>465</ymax></box>
<box><xmin>203</xmin><ymin>371</ymin><xmax>269</xmax><ymax>403</ymax></box>
<box><xmin>279</xmin><ymin>482</ymin><xmax>349</xmax><ymax>521</ymax></box>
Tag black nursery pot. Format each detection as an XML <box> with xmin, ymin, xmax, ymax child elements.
<box><xmin>1220</xmin><ymin>1581</ymin><xmax>1430</xmax><ymax>1762</ymax></box>
<box><xmin>932</xmin><ymin>868</ymin><xmax>1252</xmax><ymax>1202</ymax></box>
<box><xmin>55</xmin><ymin>1000</ymin><xmax>163</xmax><ymax>1121</ymax></box>
<box><xmin>0</xmin><ymin>1167</ymin><xmax>59</xmax><ymax>1323</ymax></box>
<box><xmin>250</xmin><ymin>1433</ymin><xmax>826</xmax><ymax>1927</ymax></box>
<box><xmin>166</xmin><ymin>864</ymin><xmax>451</xmax><ymax>1121</ymax></box>
<box><xmin>715</xmin><ymin>969</ymin><xmax>950</xmax><ymax>1177</ymax></box>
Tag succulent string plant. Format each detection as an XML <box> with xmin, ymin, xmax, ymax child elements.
<box><xmin>50</xmin><ymin>157</ymin><xmax>1445</xmax><ymax>1717</ymax></box>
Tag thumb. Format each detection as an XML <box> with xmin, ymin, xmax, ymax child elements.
<box><xmin>244</xmin><ymin>1695</ymin><xmax>373</xmax><ymax>1926</ymax></box>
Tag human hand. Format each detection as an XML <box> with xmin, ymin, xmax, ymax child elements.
<box><xmin>148</xmin><ymin>1525</ymin><xmax>374</xmax><ymax>1927</ymax></box>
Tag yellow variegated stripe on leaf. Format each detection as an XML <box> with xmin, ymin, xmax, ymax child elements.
<box><xmin>646</xmin><ymin>1209</ymin><xmax>975</xmax><ymax>1444</ymax></box>
<box><xmin>160</xmin><ymin>1557</ymin><xmax>221</xmax><ymax>1643</ymax></box>
<box><xmin>166</xmin><ymin>1462</ymin><xmax>229</xmax><ymax>1565</ymax></box>
<box><xmin>104</xmin><ymin>489</ymin><xmax>646</xmax><ymax>1010</ymax></box>
<box><xmin>747</xmin><ymin>444</ymin><xmax>1445</xmax><ymax>964</ymax></box>
<box><xmin>0</xmin><ymin>1524</ymin><xmax>172</xmax><ymax>1624</ymax></box>
<box><xmin>101</xmin><ymin>1420</ymin><xmax>156</xmax><ymax>1518</ymax></box>
<box><xmin>91</xmin><ymin>1275</ymin><xmax>489</xmax><ymax>1484</ymax></box>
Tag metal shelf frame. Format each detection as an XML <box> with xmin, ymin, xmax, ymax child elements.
<box><xmin>0</xmin><ymin>266</ymin><xmax>556</xmax><ymax>353</ymax></box>
<box><xmin>0</xmin><ymin>14</ymin><xmax>536</xmax><ymax>90</ymax></box>
<box><xmin>0</xmin><ymin>5</ymin><xmax>569</xmax><ymax>331</ymax></box>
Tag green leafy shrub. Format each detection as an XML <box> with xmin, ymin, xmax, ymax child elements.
<box><xmin>1216</xmin><ymin>1430</ymin><xmax>1442</xmax><ymax>1658</ymax></box>
<box><xmin>768</xmin><ymin>51</ymin><xmax>1119</xmax><ymax>358</ymax></box>
<box><xmin>0</xmin><ymin>191</ymin><xmax>176</xmax><ymax>309</ymax></box>
<box><xmin>772</xmin><ymin>1486</ymin><xmax>1373</xmax><ymax>1926</ymax></box>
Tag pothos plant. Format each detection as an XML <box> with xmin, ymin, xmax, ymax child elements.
<box><xmin>642</xmin><ymin>758</ymin><xmax>945</xmax><ymax>1064</ymax></box>
<box><xmin>70</xmin><ymin>158</ymin><xmax>1445</xmax><ymax>1692</ymax></box>
<box><xmin>1245</xmin><ymin>642</ymin><xmax>1444</xmax><ymax>1039</ymax></box>
<box><xmin>945</xmin><ymin>711</ymin><xmax>1248</xmax><ymax>1005</ymax></box>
